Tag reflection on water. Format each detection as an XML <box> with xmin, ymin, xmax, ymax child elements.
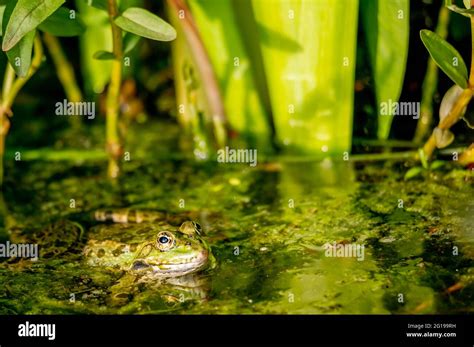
<box><xmin>0</xmin><ymin>133</ymin><xmax>472</xmax><ymax>314</ymax></box>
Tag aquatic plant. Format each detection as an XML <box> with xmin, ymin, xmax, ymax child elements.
<box><xmin>87</xmin><ymin>0</ymin><xmax>176</xmax><ymax>178</ymax></box>
<box><xmin>419</xmin><ymin>0</ymin><xmax>474</xmax><ymax>164</ymax></box>
<box><xmin>178</xmin><ymin>0</ymin><xmax>409</xmax><ymax>156</ymax></box>
<box><xmin>0</xmin><ymin>0</ymin><xmax>86</xmax><ymax>186</ymax></box>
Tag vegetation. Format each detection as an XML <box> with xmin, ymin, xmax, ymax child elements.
<box><xmin>0</xmin><ymin>0</ymin><xmax>471</xmax><ymax>186</ymax></box>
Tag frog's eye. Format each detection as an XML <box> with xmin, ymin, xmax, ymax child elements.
<box><xmin>156</xmin><ymin>232</ymin><xmax>175</xmax><ymax>251</ymax></box>
<box><xmin>193</xmin><ymin>222</ymin><xmax>202</xmax><ymax>235</ymax></box>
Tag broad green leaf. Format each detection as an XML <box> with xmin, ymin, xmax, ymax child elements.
<box><xmin>38</xmin><ymin>7</ymin><xmax>85</xmax><ymax>36</ymax></box>
<box><xmin>114</xmin><ymin>7</ymin><xmax>176</xmax><ymax>42</ymax></box>
<box><xmin>446</xmin><ymin>0</ymin><xmax>474</xmax><ymax>16</ymax></box>
<box><xmin>123</xmin><ymin>32</ymin><xmax>140</xmax><ymax>54</ymax></box>
<box><xmin>361</xmin><ymin>0</ymin><xmax>410</xmax><ymax>140</ymax></box>
<box><xmin>93</xmin><ymin>50</ymin><xmax>115</xmax><ymax>60</ymax></box>
<box><xmin>6</xmin><ymin>30</ymin><xmax>35</xmax><ymax>77</ymax></box>
<box><xmin>404</xmin><ymin>166</ymin><xmax>423</xmax><ymax>180</ymax></box>
<box><xmin>2</xmin><ymin>0</ymin><xmax>64</xmax><ymax>51</ymax></box>
<box><xmin>252</xmin><ymin>0</ymin><xmax>358</xmax><ymax>154</ymax></box>
<box><xmin>420</xmin><ymin>29</ymin><xmax>468</xmax><ymax>89</ymax></box>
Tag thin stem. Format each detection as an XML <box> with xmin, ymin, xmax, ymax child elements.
<box><xmin>43</xmin><ymin>32</ymin><xmax>83</xmax><ymax>129</ymax></box>
<box><xmin>167</xmin><ymin>0</ymin><xmax>227</xmax><ymax>148</ymax></box>
<box><xmin>2</xmin><ymin>64</ymin><xmax>15</xmax><ymax>101</ymax></box>
<box><xmin>2</xmin><ymin>37</ymin><xmax>44</xmax><ymax>109</ymax></box>
<box><xmin>106</xmin><ymin>0</ymin><xmax>123</xmax><ymax>178</ymax></box>
<box><xmin>414</xmin><ymin>5</ymin><xmax>450</xmax><ymax>143</ymax></box>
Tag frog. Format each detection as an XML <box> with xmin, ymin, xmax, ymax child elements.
<box><xmin>84</xmin><ymin>213</ymin><xmax>213</xmax><ymax>276</ymax></box>
<box><xmin>6</xmin><ymin>208</ymin><xmax>215</xmax><ymax>310</ymax></box>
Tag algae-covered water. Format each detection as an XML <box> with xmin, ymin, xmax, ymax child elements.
<box><xmin>0</xmin><ymin>122</ymin><xmax>472</xmax><ymax>314</ymax></box>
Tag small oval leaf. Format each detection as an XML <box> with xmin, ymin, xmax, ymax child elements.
<box><xmin>114</xmin><ymin>7</ymin><xmax>176</xmax><ymax>42</ymax></box>
<box><xmin>38</xmin><ymin>7</ymin><xmax>85</xmax><ymax>37</ymax></box>
<box><xmin>2</xmin><ymin>0</ymin><xmax>65</xmax><ymax>51</ymax></box>
<box><xmin>420</xmin><ymin>29</ymin><xmax>468</xmax><ymax>89</ymax></box>
<box><xmin>404</xmin><ymin>166</ymin><xmax>423</xmax><ymax>180</ymax></box>
<box><xmin>430</xmin><ymin>160</ymin><xmax>445</xmax><ymax>170</ymax></box>
<box><xmin>6</xmin><ymin>30</ymin><xmax>35</xmax><ymax>77</ymax></box>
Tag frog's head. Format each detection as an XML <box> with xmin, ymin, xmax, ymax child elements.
<box><xmin>130</xmin><ymin>221</ymin><xmax>211</xmax><ymax>277</ymax></box>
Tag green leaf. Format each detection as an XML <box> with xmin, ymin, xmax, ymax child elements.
<box><xmin>123</xmin><ymin>32</ymin><xmax>140</xmax><ymax>54</ymax></box>
<box><xmin>2</xmin><ymin>0</ymin><xmax>64</xmax><ymax>51</ymax></box>
<box><xmin>93</xmin><ymin>50</ymin><xmax>115</xmax><ymax>60</ymax></box>
<box><xmin>6</xmin><ymin>30</ymin><xmax>35</xmax><ymax>77</ymax></box>
<box><xmin>114</xmin><ymin>7</ymin><xmax>176</xmax><ymax>42</ymax></box>
<box><xmin>420</xmin><ymin>29</ymin><xmax>468</xmax><ymax>88</ymax></box>
<box><xmin>38</xmin><ymin>7</ymin><xmax>85</xmax><ymax>37</ymax></box>
<box><xmin>361</xmin><ymin>0</ymin><xmax>410</xmax><ymax>140</ymax></box>
<box><xmin>404</xmin><ymin>166</ymin><xmax>423</xmax><ymax>180</ymax></box>
<box><xmin>446</xmin><ymin>0</ymin><xmax>474</xmax><ymax>16</ymax></box>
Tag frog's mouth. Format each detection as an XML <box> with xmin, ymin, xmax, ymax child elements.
<box><xmin>130</xmin><ymin>250</ymin><xmax>208</xmax><ymax>276</ymax></box>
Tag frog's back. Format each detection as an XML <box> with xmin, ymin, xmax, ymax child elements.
<box><xmin>84</xmin><ymin>223</ymin><xmax>166</xmax><ymax>268</ymax></box>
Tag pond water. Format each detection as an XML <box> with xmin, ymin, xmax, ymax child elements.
<box><xmin>0</xmin><ymin>122</ymin><xmax>472</xmax><ymax>314</ymax></box>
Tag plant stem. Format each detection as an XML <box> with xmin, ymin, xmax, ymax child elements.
<box><xmin>421</xmin><ymin>13</ymin><xmax>474</xmax><ymax>160</ymax></box>
<box><xmin>106</xmin><ymin>0</ymin><xmax>123</xmax><ymax>178</ymax></box>
<box><xmin>42</xmin><ymin>32</ymin><xmax>83</xmax><ymax>129</ymax></box>
<box><xmin>2</xmin><ymin>64</ymin><xmax>15</xmax><ymax>101</ymax></box>
<box><xmin>0</xmin><ymin>35</ymin><xmax>43</xmax><ymax>187</ymax></box>
<box><xmin>414</xmin><ymin>5</ymin><xmax>450</xmax><ymax>143</ymax></box>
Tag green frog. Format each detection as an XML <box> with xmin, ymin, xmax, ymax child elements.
<box><xmin>83</xmin><ymin>209</ymin><xmax>215</xmax><ymax>277</ymax></box>
<box><xmin>81</xmin><ymin>209</ymin><xmax>216</xmax><ymax>308</ymax></box>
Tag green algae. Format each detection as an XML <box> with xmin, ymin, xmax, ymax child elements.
<box><xmin>0</xmin><ymin>122</ymin><xmax>472</xmax><ymax>314</ymax></box>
